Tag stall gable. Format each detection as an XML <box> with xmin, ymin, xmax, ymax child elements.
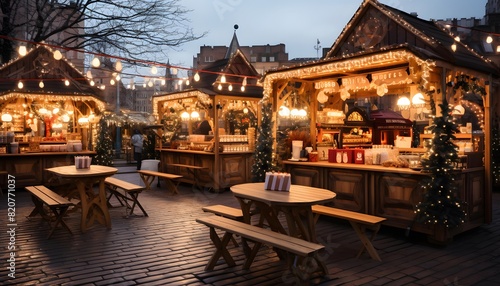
<box><xmin>326</xmin><ymin>1</ymin><xmax>441</xmax><ymax>59</ymax></box>
<box><xmin>0</xmin><ymin>45</ymin><xmax>101</xmax><ymax>97</ymax></box>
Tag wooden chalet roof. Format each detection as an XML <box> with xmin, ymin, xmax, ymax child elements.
<box><xmin>265</xmin><ymin>0</ymin><xmax>500</xmax><ymax>79</ymax></box>
<box><xmin>190</xmin><ymin>49</ymin><xmax>263</xmax><ymax>98</ymax></box>
<box><xmin>0</xmin><ymin>44</ymin><xmax>103</xmax><ymax>99</ymax></box>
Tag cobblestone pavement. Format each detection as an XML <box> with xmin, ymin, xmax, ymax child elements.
<box><xmin>1</xmin><ymin>168</ymin><xmax>499</xmax><ymax>285</ymax></box>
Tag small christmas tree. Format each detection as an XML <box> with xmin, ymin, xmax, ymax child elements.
<box><xmin>93</xmin><ymin>117</ymin><xmax>114</xmax><ymax>166</ymax></box>
<box><xmin>142</xmin><ymin>130</ymin><xmax>160</xmax><ymax>160</ymax></box>
<box><xmin>415</xmin><ymin>99</ymin><xmax>466</xmax><ymax>228</ymax></box>
<box><xmin>251</xmin><ymin>102</ymin><xmax>276</xmax><ymax>182</ymax></box>
<box><xmin>492</xmin><ymin>113</ymin><xmax>500</xmax><ymax>188</ymax></box>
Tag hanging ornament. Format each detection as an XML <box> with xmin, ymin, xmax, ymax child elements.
<box><xmin>317</xmin><ymin>90</ymin><xmax>329</xmax><ymax>103</ymax></box>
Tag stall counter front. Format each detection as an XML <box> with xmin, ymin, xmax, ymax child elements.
<box><xmin>283</xmin><ymin>160</ymin><xmax>486</xmax><ymax>243</ymax></box>
<box><xmin>159</xmin><ymin>148</ymin><xmax>254</xmax><ymax>192</ymax></box>
<box><xmin>0</xmin><ymin>151</ymin><xmax>96</xmax><ymax>189</ymax></box>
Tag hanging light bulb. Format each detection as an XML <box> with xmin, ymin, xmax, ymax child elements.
<box><xmin>451</xmin><ymin>43</ymin><xmax>457</xmax><ymax>52</ymax></box>
<box><xmin>17</xmin><ymin>81</ymin><xmax>23</xmax><ymax>89</ymax></box>
<box><xmin>116</xmin><ymin>74</ymin><xmax>121</xmax><ymax>81</ymax></box>
<box><xmin>190</xmin><ymin>111</ymin><xmax>200</xmax><ymax>119</ymax></box>
<box><xmin>194</xmin><ymin>72</ymin><xmax>200</xmax><ymax>82</ymax></box>
<box><xmin>18</xmin><ymin>46</ymin><xmax>27</xmax><ymax>56</ymax></box>
<box><xmin>218</xmin><ymin>83</ymin><xmax>223</xmax><ymax>90</ymax></box>
<box><xmin>486</xmin><ymin>35</ymin><xmax>493</xmax><ymax>44</ymax></box>
<box><xmin>161</xmin><ymin>78</ymin><xmax>166</xmax><ymax>85</ymax></box>
<box><xmin>397</xmin><ymin>96</ymin><xmax>411</xmax><ymax>110</ymax></box>
<box><xmin>240</xmin><ymin>86</ymin><xmax>245</xmax><ymax>92</ymax></box>
<box><xmin>64</xmin><ymin>79</ymin><xmax>70</xmax><ymax>86</ymax></box>
<box><xmin>90</xmin><ymin>80</ymin><xmax>95</xmax><ymax>86</ymax></box>
<box><xmin>148</xmin><ymin>80</ymin><xmax>154</xmax><ymax>87</ymax></box>
<box><xmin>221</xmin><ymin>74</ymin><xmax>226</xmax><ymax>83</ymax></box>
<box><xmin>228</xmin><ymin>84</ymin><xmax>233</xmax><ymax>91</ymax></box>
<box><xmin>115</xmin><ymin>60</ymin><xmax>123</xmax><ymax>71</ymax></box>
<box><xmin>86</xmin><ymin>70</ymin><xmax>93</xmax><ymax>79</ymax></box>
<box><xmin>91</xmin><ymin>57</ymin><xmax>100</xmax><ymax>67</ymax></box>
<box><xmin>151</xmin><ymin>65</ymin><xmax>158</xmax><ymax>75</ymax></box>
<box><xmin>53</xmin><ymin>50</ymin><xmax>63</xmax><ymax>60</ymax></box>
<box><xmin>180</xmin><ymin>111</ymin><xmax>190</xmax><ymax>121</ymax></box>
<box><xmin>110</xmin><ymin>79</ymin><xmax>116</xmax><ymax>85</ymax></box>
<box><xmin>242</xmin><ymin>77</ymin><xmax>247</xmax><ymax>86</ymax></box>
<box><xmin>185</xmin><ymin>79</ymin><xmax>190</xmax><ymax>86</ymax></box>
<box><xmin>454</xmin><ymin>36</ymin><xmax>460</xmax><ymax>42</ymax></box>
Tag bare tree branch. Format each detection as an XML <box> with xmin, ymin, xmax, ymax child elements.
<box><xmin>0</xmin><ymin>0</ymin><xmax>206</xmax><ymax>63</ymax></box>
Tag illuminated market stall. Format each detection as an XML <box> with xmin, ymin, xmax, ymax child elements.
<box><xmin>0</xmin><ymin>45</ymin><xmax>105</xmax><ymax>188</ymax></box>
<box><xmin>153</xmin><ymin>49</ymin><xmax>262</xmax><ymax>192</ymax></box>
<box><xmin>262</xmin><ymin>0</ymin><xmax>499</xmax><ymax>243</ymax></box>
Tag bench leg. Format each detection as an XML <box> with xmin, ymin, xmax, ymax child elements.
<box><xmin>47</xmin><ymin>206</ymin><xmax>72</xmax><ymax>239</ymax></box>
<box><xmin>350</xmin><ymin>222</ymin><xmax>382</xmax><ymax>261</ymax></box>
<box><xmin>205</xmin><ymin>227</ymin><xmax>236</xmax><ymax>271</ymax></box>
<box><xmin>242</xmin><ymin>240</ymin><xmax>263</xmax><ymax>270</ymax></box>
<box><xmin>128</xmin><ymin>191</ymin><xmax>148</xmax><ymax>217</ymax></box>
<box><xmin>106</xmin><ymin>186</ymin><xmax>126</xmax><ymax>207</ymax></box>
<box><xmin>139</xmin><ymin>174</ymin><xmax>156</xmax><ymax>190</ymax></box>
<box><xmin>162</xmin><ymin>178</ymin><xmax>180</xmax><ymax>195</ymax></box>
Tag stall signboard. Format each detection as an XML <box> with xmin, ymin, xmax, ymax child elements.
<box><xmin>372</xmin><ymin>68</ymin><xmax>408</xmax><ymax>85</ymax></box>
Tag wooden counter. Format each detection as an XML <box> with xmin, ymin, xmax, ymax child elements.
<box><xmin>159</xmin><ymin>148</ymin><xmax>254</xmax><ymax>192</ymax></box>
<box><xmin>0</xmin><ymin>151</ymin><xmax>96</xmax><ymax>189</ymax></box>
<box><xmin>283</xmin><ymin>160</ymin><xmax>486</xmax><ymax>243</ymax></box>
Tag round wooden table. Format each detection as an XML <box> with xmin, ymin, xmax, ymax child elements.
<box><xmin>231</xmin><ymin>182</ymin><xmax>336</xmax><ymax>242</ymax></box>
<box><xmin>46</xmin><ymin>165</ymin><xmax>117</xmax><ymax>232</ymax></box>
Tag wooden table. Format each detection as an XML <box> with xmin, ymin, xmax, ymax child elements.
<box><xmin>168</xmin><ymin>163</ymin><xmax>209</xmax><ymax>191</ymax></box>
<box><xmin>46</xmin><ymin>165</ymin><xmax>117</xmax><ymax>232</ymax></box>
<box><xmin>231</xmin><ymin>182</ymin><xmax>336</xmax><ymax>243</ymax></box>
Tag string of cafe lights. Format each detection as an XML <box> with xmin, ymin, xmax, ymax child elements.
<box><xmin>0</xmin><ymin>35</ymin><xmax>261</xmax><ymax>92</ymax></box>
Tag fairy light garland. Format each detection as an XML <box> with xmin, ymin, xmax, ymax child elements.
<box><xmin>262</xmin><ymin>49</ymin><xmax>435</xmax><ymax>101</ymax></box>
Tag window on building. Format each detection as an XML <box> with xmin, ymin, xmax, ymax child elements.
<box><xmin>261</xmin><ymin>56</ymin><xmax>266</xmax><ymax>62</ymax></box>
<box><xmin>269</xmin><ymin>56</ymin><xmax>275</xmax><ymax>62</ymax></box>
<box><xmin>250</xmin><ymin>56</ymin><xmax>257</xmax><ymax>62</ymax></box>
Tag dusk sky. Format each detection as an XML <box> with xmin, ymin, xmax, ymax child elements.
<box><xmin>161</xmin><ymin>0</ymin><xmax>487</xmax><ymax>77</ymax></box>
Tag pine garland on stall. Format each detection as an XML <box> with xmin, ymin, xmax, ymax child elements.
<box><xmin>93</xmin><ymin>117</ymin><xmax>114</xmax><ymax>166</ymax></box>
<box><xmin>415</xmin><ymin>99</ymin><xmax>466</xmax><ymax>228</ymax></box>
<box><xmin>142</xmin><ymin>130</ymin><xmax>160</xmax><ymax>160</ymax></box>
<box><xmin>492</xmin><ymin>113</ymin><xmax>500</xmax><ymax>187</ymax></box>
<box><xmin>251</xmin><ymin>102</ymin><xmax>276</xmax><ymax>182</ymax></box>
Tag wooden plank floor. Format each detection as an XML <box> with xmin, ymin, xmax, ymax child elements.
<box><xmin>1</xmin><ymin>169</ymin><xmax>499</xmax><ymax>285</ymax></box>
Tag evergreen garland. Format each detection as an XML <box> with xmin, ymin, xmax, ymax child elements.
<box><xmin>251</xmin><ymin>102</ymin><xmax>277</xmax><ymax>182</ymax></box>
<box><xmin>415</xmin><ymin>99</ymin><xmax>466</xmax><ymax>228</ymax></box>
<box><xmin>93</xmin><ymin>117</ymin><xmax>114</xmax><ymax>166</ymax></box>
<box><xmin>142</xmin><ymin>130</ymin><xmax>160</xmax><ymax>160</ymax></box>
<box><xmin>492</xmin><ymin>113</ymin><xmax>500</xmax><ymax>187</ymax></box>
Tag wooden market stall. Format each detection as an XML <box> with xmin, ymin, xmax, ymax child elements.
<box><xmin>153</xmin><ymin>49</ymin><xmax>263</xmax><ymax>192</ymax></box>
<box><xmin>262</xmin><ymin>0</ymin><xmax>499</xmax><ymax>243</ymax></box>
<box><xmin>0</xmin><ymin>45</ymin><xmax>105</xmax><ymax>188</ymax></box>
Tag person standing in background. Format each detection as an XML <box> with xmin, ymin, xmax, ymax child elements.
<box><xmin>131</xmin><ymin>129</ymin><xmax>144</xmax><ymax>170</ymax></box>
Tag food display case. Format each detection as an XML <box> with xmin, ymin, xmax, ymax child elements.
<box><xmin>339</xmin><ymin>107</ymin><xmax>412</xmax><ymax>148</ymax></box>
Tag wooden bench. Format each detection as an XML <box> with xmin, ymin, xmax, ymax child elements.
<box><xmin>105</xmin><ymin>177</ymin><xmax>147</xmax><ymax>217</ymax></box>
<box><xmin>312</xmin><ymin>205</ymin><xmax>386</xmax><ymax>261</ymax></box>
<box><xmin>202</xmin><ymin>204</ymin><xmax>244</xmax><ymax>247</ymax></box>
<box><xmin>196</xmin><ymin>215</ymin><xmax>327</xmax><ymax>280</ymax></box>
<box><xmin>25</xmin><ymin>185</ymin><xmax>74</xmax><ymax>238</ymax></box>
<box><xmin>168</xmin><ymin>163</ymin><xmax>210</xmax><ymax>191</ymax></box>
<box><xmin>137</xmin><ymin>170</ymin><xmax>182</xmax><ymax>194</ymax></box>
<box><xmin>202</xmin><ymin>204</ymin><xmax>243</xmax><ymax>220</ymax></box>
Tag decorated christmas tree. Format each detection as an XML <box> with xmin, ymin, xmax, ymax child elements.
<box><xmin>93</xmin><ymin>117</ymin><xmax>114</xmax><ymax>166</ymax></box>
<box><xmin>415</xmin><ymin>99</ymin><xmax>466</xmax><ymax>228</ymax></box>
<box><xmin>251</xmin><ymin>102</ymin><xmax>276</xmax><ymax>182</ymax></box>
<box><xmin>492</xmin><ymin>113</ymin><xmax>500</xmax><ymax>188</ymax></box>
<box><xmin>142</xmin><ymin>129</ymin><xmax>160</xmax><ymax>160</ymax></box>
